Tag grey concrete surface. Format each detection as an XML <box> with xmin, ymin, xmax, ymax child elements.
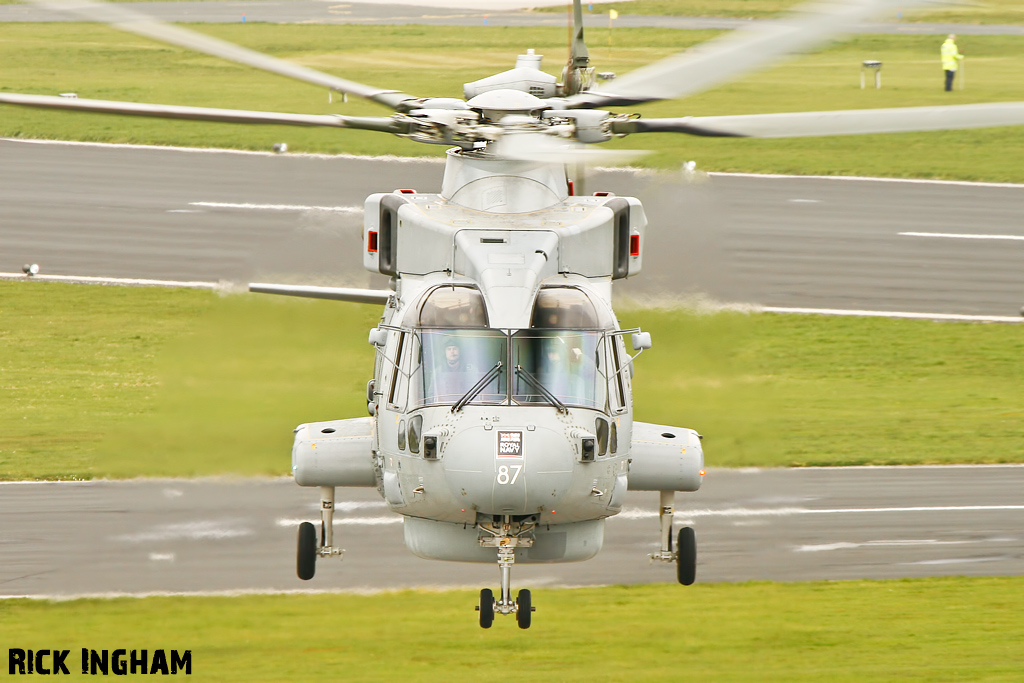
<box><xmin>2</xmin><ymin>466</ymin><xmax>1022</xmax><ymax>598</ymax></box>
<box><xmin>2</xmin><ymin>139</ymin><xmax>1022</xmax><ymax>316</ymax></box>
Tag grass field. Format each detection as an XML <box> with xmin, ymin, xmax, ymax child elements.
<box><xmin>550</xmin><ymin>0</ymin><xmax>1024</xmax><ymax>25</ymax></box>
<box><xmin>3</xmin><ymin>578</ymin><xmax>1023</xmax><ymax>681</ymax></box>
<box><xmin>2</xmin><ymin>281</ymin><xmax>1022</xmax><ymax>480</ymax></box>
<box><xmin>2</xmin><ymin>24</ymin><xmax>1024</xmax><ymax>181</ymax></box>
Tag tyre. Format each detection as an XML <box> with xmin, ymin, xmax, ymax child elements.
<box><xmin>516</xmin><ymin>589</ymin><xmax>532</xmax><ymax>630</ymax></box>
<box><xmin>676</xmin><ymin>527</ymin><xmax>696</xmax><ymax>586</ymax></box>
<box><xmin>479</xmin><ymin>588</ymin><xmax>494</xmax><ymax>629</ymax></box>
<box><xmin>297</xmin><ymin>522</ymin><xmax>317</xmax><ymax>581</ymax></box>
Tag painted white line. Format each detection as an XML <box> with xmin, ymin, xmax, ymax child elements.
<box><xmin>0</xmin><ymin>585</ymin><xmax>529</xmax><ymax>602</ymax></box>
<box><xmin>277</xmin><ymin>516</ymin><xmax>402</xmax><ymax>527</ymax></box>
<box><xmin>788</xmin><ymin>198</ymin><xmax>821</xmax><ymax>203</ymax></box>
<box><xmin>759</xmin><ymin>306</ymin><xmax>1023</xmax><ymax>324</ymax></box>
<box><xmin>189</xmin><ymin>201</ymin><xmax>363</xmax><ymax>213</ymax></box>
<box><xmin>148</xmin><ymin>553</ymin><xmax>175</xmax><ymax>562</ymax></box>
<box><xmin>315</xmin><ymin>501</ymin><xmax>388</xmax><ymax>513</ymax></box>
<box><xmin>616</xmin><ymin>504</ymin><xmax>1024</xmax><ymax>521</ymax></box>
<box><xmin>900</xmin><ymin>231</ymin><xmax>1024</xmax><ymax>241</ymax></box>
<box><xmin>708</xmin><ymin>171</ymin><xmax>1024</xmax><ymax>189</ymax></box>
<box><xmin>5</xmin><ymin>139</ymin><xmax>1022</xmax><ymax>188</ymax></box>
<box><xmin>1</xmin><ymin>137</ymin><xmax>444</xmax><ymax>163</ymax></box>
<box><xmin>795</xmin><ymin>539</ymin><xmax>971</xmax><ymax>552</ymax></box>
<box><xmin>115</xmin><ymin>521</ymin><xmax>253</xmax><ymax>543</ymax></box>
<box><xmin>0</xmin><ymin>272</ymin><xmax>217</xmax><ymax>289</ymax></box>
<box><xmin>903</xmin><ymin>556</ymin><xmax>1007</xmax><ymax>566</ymax></box>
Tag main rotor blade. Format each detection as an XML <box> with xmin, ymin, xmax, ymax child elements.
<box><xmin>567</xmin><ymin>0</ymin><xmax>920</xmax><ymax>108</ymax></box>
<box><xmin>0</xmin><ymin>93</ymin><xmax>408</xmax><ymax>133</ymax></box>
<box><xmin>612</xmin><ymin>102</ymin><xmax>1024</xmax><ymax>138</ymax></box>
<box><xmin>27</xmin><ymin>0</ymin><xmax>418</xmax><ymax>112</ymax></box>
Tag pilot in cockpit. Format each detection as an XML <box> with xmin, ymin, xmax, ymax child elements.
<box><xmin>435</xmin><ymin>336</ymin><xmax>473</xmax><ymax>400</ymax></box>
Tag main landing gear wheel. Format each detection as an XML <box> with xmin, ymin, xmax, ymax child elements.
<box><xmin>516</xmin><ymin>589</ymin><xmax>532</xmax><ymax>629</ymax></box>
<box><xmin>676</xmin><ymin>526</ymin><xmax>697</xmax><ymax>586</ymax></box>
<box><xmin>297</xmin><ymin>521</ymin><xmax>317</xmax><ymax>580</ymax></box>
<box><xmin>478</xmin><ymin>588</ymin><xmax>495</xmax><ymax>628</ymax></box>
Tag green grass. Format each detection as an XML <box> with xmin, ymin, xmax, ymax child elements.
<box><xmin>2</xmin><ymin>282</ymin><xmax>1022</xmax><ymax>480</ymax></box>
<box><xmin>2</xmin><ymin>24</ymin><xmax>1024</xmax><ymax>181</ymax></box>
<box><xmin>547</xmin><ymin>0</ymin><xmax>1024</xmax><ymax>25</ymax></box>
<box><xmin>3</xmin><ymin>578</ymin><xmax>1023</xmax><ymax>681</ymax></box>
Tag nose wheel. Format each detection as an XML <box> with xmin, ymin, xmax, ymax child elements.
<box><xmin>475</xmin><ymin>516</ymin><xmax>537</xmax><ymax>628</ymax></box>
<box><xmin>476</xmin><ymin>587</ymin><xmax>533</xmax><ymax>629</ymax></box>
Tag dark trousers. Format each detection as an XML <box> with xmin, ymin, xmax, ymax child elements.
<box><xmin>945</xmin><ymin>70</ymin><xmax>956</xmax><ymax>91</ymax></box>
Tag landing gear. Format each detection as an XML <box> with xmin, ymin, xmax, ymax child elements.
<box><xmin>515</xmin><ymin>589</ymin><xmax>532</xmax><ymax>629</ymax></box>
<box><xmin>297</xmin><ymin>522</ymin><xmax>317</xmax><ymax>580</ymax></box>
<box><xmin>676</xmin><ymin>527</ymin><xmax>697</xmax><ymax>586</ymax></box>
<box><xmin>475</xmin><ymin>515</ymin><xmax>537</xmax><ymax>629</ymax></box>
<box><xmin>296</xmin><ymin>486</ymin><xmax>344</xmax><ymax>581</ymax></box>
<box><xmin>478</xmin><ymin>588</ymin><xmax>495</xmax><ymax>628</ymax></box>
<box><xmin>649</xmin><ymin>491</ymin><xmax>698</xmax><ymax>585</ymax></box>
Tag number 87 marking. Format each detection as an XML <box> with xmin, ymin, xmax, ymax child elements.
<box><xmin>497</xmin><ymin>465</ymin><xmax>522</xmax><ymax>485</ymax></box>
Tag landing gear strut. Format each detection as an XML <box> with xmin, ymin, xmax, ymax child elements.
<box><xmin>649</xmin><ymin>491</ymin><xmax>697</xmax><ymax>585</ymax></box>
<box><xmin>296</xmin><ymin>486</ymin><xmax>344</xmax><ymax>580</ymax></box>
<box><xmin>474</xmin><ymin>515</ymin><xmax>536</xmax><ymax>629</ymax></box>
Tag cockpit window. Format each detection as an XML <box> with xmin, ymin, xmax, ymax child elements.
<box><xmin>419</xmin><ymin>286</ymin><xmax>488</xmax><ymax>328</ymax></box>
<box><xmin>511</xmin><ymin>330</ymin><xmax>606</xmax><ymax>409</ymax></box>
<box><xmin>416</xmin><ymin>329</ymin><xmax>507</xmax><ymax>406</ymax></box>
<box><xmin>531</xmin><ymin>288</ymin><xmax>600</xmax><ymax>329</ymax></box>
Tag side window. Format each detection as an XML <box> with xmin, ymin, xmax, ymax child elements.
<box><xmin>609</xmin><ymin>336</ymin><xmax>627</xmax><ymax>412</ymax></box>
<box><xmin>595</xmin><ymin>417</ymin><xmax>609</xmax><ymax>456</ymax></box>
<box><xmin>388</xmin><ymin>332</ymin><xmax>408</xmax><ymax>411</ymax></box>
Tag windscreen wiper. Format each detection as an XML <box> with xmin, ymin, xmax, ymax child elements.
<box><xmin>452</xmin><ymin>361</ymin><xmax>503</xmax><ymax>413</ymax></box>
<box><xmin>514</xmin><ymin>365</ymin><xmax>568</xmax><ymax>414</ymax></box>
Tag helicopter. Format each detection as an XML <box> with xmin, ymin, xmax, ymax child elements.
<box><xmin>4</xmin><ymin>0</ymin><xmax>1024</xmax><ymax>630</ymax></box>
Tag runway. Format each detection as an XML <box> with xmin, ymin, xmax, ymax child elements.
<box><xmin>2</xmin><ymin>138</ymin><xmax>1022</xmax><ymax>316</ymax></box>
<box><xmin>2</xmin><ymin>466</ymin><xmax>1022</xmax><ymax>598</ymax></box>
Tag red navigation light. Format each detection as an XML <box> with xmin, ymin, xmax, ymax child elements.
<box><xmin>630</xmin><ymin>233</ymin><xmax>640</xmax><ymax>257</ymax></box>
<box><xmin>367</xmin><ymin>230</ymin><xmax>378</xmax><ymax>253</ymax></box>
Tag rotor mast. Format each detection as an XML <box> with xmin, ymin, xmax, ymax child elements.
<box><xmin>561</xmin><ymin>0</ymin><xmax>594</xmax><ymax>97</ymax></box>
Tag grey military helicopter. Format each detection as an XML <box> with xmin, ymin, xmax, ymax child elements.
<box><xmin>5</xmin><ymin>0</ymin><xmax>1024</xmax><ymax>629</ymax></box>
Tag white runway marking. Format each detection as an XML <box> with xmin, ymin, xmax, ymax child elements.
<box><xmin>189</xmin><ymin>201</ymin><xmax>363</xmax><ymax>213</ymax></box>
<box><xmin>148</xmin><ymin>553</ymin><xmax>175</xmax><ymax>562</ymax></box>
<box><xmin>116</xmin><ymin>521</ymin><xmax>254</xmax><ymax>543</ymax></box>
<box><xmin>0</xmin><ymin>272</ymin><xmax>218</xmax><ymax>289</ymax></box>
<box><xmin>616</xmin><ymin>504</ymin><xmax>1024</xmax><ymax>521</ymax></box>
<box><xmin>900</xmin><ymin>231</ymin><xmax>1024</xmax><ymax>241</ymax></box>
<box><xmin>277</xmin><ymin>516</ymin><xmax>402</xmax><ymax>527</ymax></box>
<box><xmin>710</xmin><ymin>171</ymin><xmax>1024</xmax><ymax>189</ymax></box>
<box><xmin>7</xmin><ymin>139</ymin><xmax>1022</xmax><ymax>188</ymax></box>
<box><xmin>795</xmin><ymin>539</ymin><xmax>971</xmax><ymax>552</ymax></box>
<box><xmin>312</xmin><ymin>501</ymin><xmax>388</xmax><ymax>513</ymax></box>
<box><xmin>760</xmin><ymin>306</ymin><xmax>1023</xmax><ymax>324</ymax></box>
<box><xmin>788</xmin><ymin>198</ymin><xmax>821</xmax><ymax>203</ymax></box>
<box><xmin>903</xmin><ymin>556</ymin><xmax>1008</xmax><ymax>566</ymax></box>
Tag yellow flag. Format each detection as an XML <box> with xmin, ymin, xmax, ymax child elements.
<box><xmin>609</xmin><ymin>9</ymin><xmax>619</xmax><ymax>19</ymax></box>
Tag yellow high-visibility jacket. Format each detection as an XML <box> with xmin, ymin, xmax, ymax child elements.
<box><xmin>941</xmin><ymin>39</ymin><xmax>963</xmax><ymax>71</ymax></box>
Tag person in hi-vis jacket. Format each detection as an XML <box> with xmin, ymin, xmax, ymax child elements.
<box><xmin>941</xmin><ymin>34</ymin><xmax>964</xmax><ymax>92</ymax></box>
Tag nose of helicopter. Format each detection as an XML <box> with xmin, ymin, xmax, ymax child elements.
<box><xmin>442</xmin><ymin>423</ymin><xmax>574</xmax><ymax>516</ymax></box>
